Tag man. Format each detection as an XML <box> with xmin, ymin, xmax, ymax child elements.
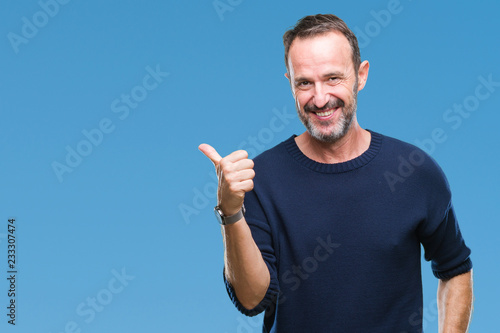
<box><xmin>199</xmin><ymin>14</ymin><xmax>473</xmax><ymax>332</ymax></box>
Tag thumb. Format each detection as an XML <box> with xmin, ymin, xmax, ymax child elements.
<box><xmin>198</xmin><ymin>143</ymin><xmax>222</xmax><ymax>166</ymax></box>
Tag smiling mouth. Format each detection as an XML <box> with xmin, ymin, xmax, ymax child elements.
<box><xmin>312</xmin><ymin>107</ymin><xmax>339</xmax><ymax>119</ymax></box>
<box><xmin>315</xmin><ymin>109</ymin><xmax>334</xmax><ymax>117</ymax></box>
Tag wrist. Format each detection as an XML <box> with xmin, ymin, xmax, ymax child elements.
<box><xmin>218</xmin><ymin>201</ymin><xmax>244</xmax><ymax>216</ymax></box>
<box><xmin>220</xmin><ymin>206</ymin><xmax>240</xmax><ymax>217</ymax></box>
<box><xmin>214</xmin><ymin>205</ymin><xmax>246</xmax><ymax>225</ymax></box>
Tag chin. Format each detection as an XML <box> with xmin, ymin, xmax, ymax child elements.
<box><xmin>309</xmin><ymin>122</ymin><xmax>352</xmax><ymax>143</ymax></box>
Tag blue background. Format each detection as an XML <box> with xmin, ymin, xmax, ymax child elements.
<box><xmin>1</xmin><ymin>0</ymin><xmax>498</xmax><ymax>332</ymax></box>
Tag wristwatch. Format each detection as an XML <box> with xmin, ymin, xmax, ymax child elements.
<box><xmin>214</xmin><ymin>205</ymin><xmax>245</xmax><ymax>225</ymax></box>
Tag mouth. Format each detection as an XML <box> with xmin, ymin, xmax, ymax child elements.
<box><xmin>311</xmin><ymin>107</ymin><xmax>339</xmax><ymax>120</ymax></box>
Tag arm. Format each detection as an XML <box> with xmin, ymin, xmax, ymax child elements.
<box><xmin>222</xmin><ymin>218</ymin><xmax>270</xmax><ymax>309</ymax></box>
<box><xmin>199</xmin><ymin>144</ymin><xmax>270</xmax><ymax>310</ymax></box>
<box><xmin>437</xmin><ymin>270</ymin><xmax>473</xmax><ymax>333</ymax></box>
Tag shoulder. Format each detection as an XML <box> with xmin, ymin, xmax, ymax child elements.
<box><xmin>375</xmin><ymin>131</ymin><xmax>451</xmax><ymax>193</ymax></box>
<box><xmin>377</xmin><ymin>132</ymin><xmax>424</xmax><ymax>156</ymax></box>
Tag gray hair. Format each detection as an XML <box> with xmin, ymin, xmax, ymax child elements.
<box><xmin>283</xmin><ymin>14</ymin><xmax>361</xmax><ymax>75</ymax></box>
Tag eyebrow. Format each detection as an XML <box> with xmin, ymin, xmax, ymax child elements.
<box><xmin>323</xmin><ymin>71</ymin><xmax>344</xmax><ymax>78</ymax></box>
<box><xmin>294</xmin><ymin>71</ymin><xmax>345</xmax><ymax>83</ymax></box>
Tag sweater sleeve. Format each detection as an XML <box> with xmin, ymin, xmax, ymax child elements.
<box><xmin>420</xmin><ymin>201</ymin><xmax>472</xmax><ymax>279</ymax></box>
<box><xmin>416</xmin><ymin>159</ymin><xmax>472</xmax><ymax>280</ymax></box>
<box><xmin>223</xmin><ymin>188</ymin><xmax>280</xmax><ymax>317</ymax></box>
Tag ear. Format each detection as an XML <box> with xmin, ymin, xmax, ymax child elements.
<box><xmin>357</xmin><ymin>60</ymin><xmax>370</xmax><ymax>92</ymax></box>
<box><xmin>285</xmin><ymin>72</ymin><xmax>296</xmax><ymax>94</ymax></box>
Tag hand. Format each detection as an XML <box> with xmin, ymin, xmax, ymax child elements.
<box><xmin>199</xmin><ymin>144</ymin><xmax>255</xmax><ymax>216</ymax></box>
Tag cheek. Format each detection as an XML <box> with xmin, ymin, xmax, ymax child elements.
<box><xmin>324</xmin><ymin>88</ymin><xmax>349</xmax><ymax>105</ymax></box>
<box><xmin>295</xmin><ymin>92</ymin><xmax>311</xmax><ymax>108</ymax></box>
<box><xmin>329</xmin><ymin>85</ymin><xmax>350</xmax><ymax>97</ymax></box>
<box><xmin>339</xmin><ymin>82</ymin><xmax>356</xmax><ymax>97</ymax></box>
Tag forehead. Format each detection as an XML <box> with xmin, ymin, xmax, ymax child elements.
<box><xmin>288</xmin><ymin>31</ymin><xmax>353</xmax><ymax>76</ymax></box>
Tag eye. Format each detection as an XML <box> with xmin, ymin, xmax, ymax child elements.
<box><xmin>297</xmin><ymin>81</ymin><xmax>311</xmax><ymax>87</ymax></box>
<box><xmin>329</xmin><ymin>77</ymin><xmax>339</xmax><ymax>82</ymax></box>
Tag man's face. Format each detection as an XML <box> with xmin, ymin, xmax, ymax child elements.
<box><xmin>287</xmin><ymin>31</ymin><xmax>361</xmax><ymax>143</ymax></box>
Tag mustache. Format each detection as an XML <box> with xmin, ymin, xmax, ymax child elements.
<box><xmin>304</xmin><ymin>98</ymin><xmax>345</xmax><ymax>112</ymax></box>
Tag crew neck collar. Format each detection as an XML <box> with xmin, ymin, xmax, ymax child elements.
<box><xmin>284</xmin><ymin>130</ymin><xmax>382</xmax><ymax>174</ymax></box>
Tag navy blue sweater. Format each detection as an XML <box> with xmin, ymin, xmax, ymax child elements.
<box><xmin>224</xmin><ymin>131</ymin><xmax>472</xmax><ymax>332</ymax></box>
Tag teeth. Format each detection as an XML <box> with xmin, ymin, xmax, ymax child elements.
<box><xmin>316</xmin><ymin>110</ymin><xmax>334</xmax><ymax>117</ymax></box>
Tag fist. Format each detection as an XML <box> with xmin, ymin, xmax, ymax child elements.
<box><xmin>199</xmin><ymin>143</ymin><xmax>255</xmax><ymax>216</ymax></box>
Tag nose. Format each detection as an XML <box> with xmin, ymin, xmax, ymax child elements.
<box><xmin>312</xmin><ymin>84</ymin><xmax>329</xmax><ymax>109</ymax></box>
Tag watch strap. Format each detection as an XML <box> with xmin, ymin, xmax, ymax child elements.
<box><xmin>215</xmin><ymin>205</ymin><xmax>245</xmax><ymax>225</ymax></box>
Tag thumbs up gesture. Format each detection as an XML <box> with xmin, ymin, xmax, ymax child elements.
<box><xmin>199</xmin><ymin>144</ymin><xmax>255</xmax><ymax>217</ymax></box>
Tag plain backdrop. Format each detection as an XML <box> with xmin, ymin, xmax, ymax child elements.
<box><xmin>1</xmin><ymin>0</ymin><xmax>499</xmax><ymax>332</ymax></box>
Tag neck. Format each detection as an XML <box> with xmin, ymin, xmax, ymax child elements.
<box><xmin>295</xmin><ymin>119</ymin><xmax>371</xmax><ymax>164</ymax></box>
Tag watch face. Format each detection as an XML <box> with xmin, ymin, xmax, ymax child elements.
<box><xmin>214</xmin><ymin>207</ymin><xmax>224</xmax><ymax>225</ymax></box>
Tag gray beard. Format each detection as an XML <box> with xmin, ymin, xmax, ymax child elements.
<box><xmin>297</xmin><ymin>92</ymin><xmax>358</xmax><ymax>144</ymax></box>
